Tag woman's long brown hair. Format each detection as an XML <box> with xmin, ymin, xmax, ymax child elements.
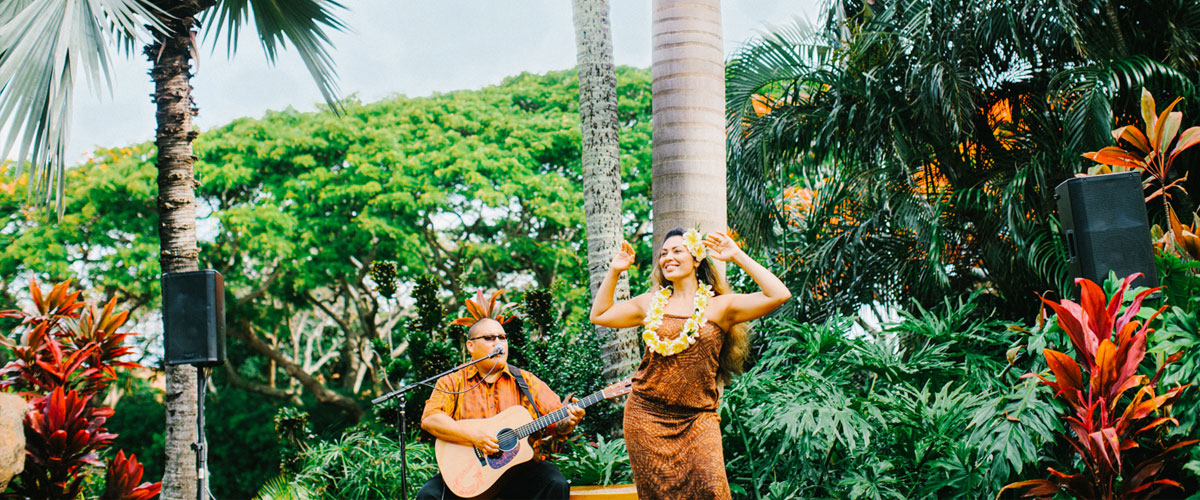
<box><xmin>651</xmin><ymin>228</ymin><xmax>749</xmax><ymax>385</ymax></box>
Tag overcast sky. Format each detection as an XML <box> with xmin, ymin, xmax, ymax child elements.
<box><xmin>66</xmin><ymin>0</ymin><xmax>824</xmax><ymax>163</ymax></box>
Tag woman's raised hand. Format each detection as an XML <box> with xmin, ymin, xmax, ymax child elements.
<box><xmin>610</xmin><ymin>240</ymin><xmax>635</xmax><ymax>272</ymax></box>
<box><xmin>703</xmin><ymin>231</ymin><xmax>742</xmax><ymax>262</ymax></box>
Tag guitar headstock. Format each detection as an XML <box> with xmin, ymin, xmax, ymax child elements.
<box><xmin>601</xmin><ymin>378</ymin><xmax>633</xmax><ymax>399</ymax></box>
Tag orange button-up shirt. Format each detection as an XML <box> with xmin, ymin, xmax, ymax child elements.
<box><xmin>422</xmin><ymin>363</ymin><xmax>564</xmax><ymax>426</ymax></box>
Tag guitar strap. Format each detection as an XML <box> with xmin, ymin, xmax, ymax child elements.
<box><xmin>507</xmin><ymin>365</ymin><xmax>543</xmax><ymax>418</ymax></box>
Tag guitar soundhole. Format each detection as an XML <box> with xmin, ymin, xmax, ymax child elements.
<box><xmin>496</xmin><ymin>429</ymin><xmax>518</xmax><ymax>451</ymax></box>
<box><xmin>484</xmin><ymin>429</ymin><xmax>520</xmax><ymax>469</ymax></box>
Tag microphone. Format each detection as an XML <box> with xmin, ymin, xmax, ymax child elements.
<box><xmin>489</xmin><ymin>345</ymin><xmax>505</xmax><ymax>358</ymax></box>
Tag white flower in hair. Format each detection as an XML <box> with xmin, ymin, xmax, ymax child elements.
<box><xmin>682</xmin><ymin>228</ymin><xmax>706</xmax><ymax>260</ymax></box>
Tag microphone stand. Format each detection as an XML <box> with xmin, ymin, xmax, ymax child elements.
<box><xmin>371</xmin><ymin>349</ymin><xmax>503</xmax><ymax>500</ymax></box>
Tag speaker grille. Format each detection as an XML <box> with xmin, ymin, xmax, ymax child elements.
<box><xmin>162</xmin><ymin>270</ymin><xmax>226</xmax><ymax>367</ymax></box>
<box><xmin>1055</xmin><ymin>172</ymin><xmax>1158</xmax><ymax>291</ymax></box>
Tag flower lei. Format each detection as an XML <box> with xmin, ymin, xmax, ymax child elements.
<box><xmin>642</xmin><ymin>282</ymin><xmax>714</xmax><ymax>356</ymax></box>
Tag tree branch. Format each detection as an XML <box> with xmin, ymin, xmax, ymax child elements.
<box><xmin>229</xmin><ymin>321</ymin><xmax>364</xmax><ymax>420</ymax></box>
<box><xmin>304</xmin><ymin>290</ymin><xmax>353</xmax><ymax>334</ymax></box>
<box><xmin>236</xmin><ymin>265</ymin><xmax>284</xmax><ymax>306</ymax></box>
<box><xmin>221</xmin><ymin>363</ymin><xmax>301</xmax><ymax>404</ymax></box>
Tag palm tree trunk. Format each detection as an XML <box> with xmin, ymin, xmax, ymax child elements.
<box><xmin>146</xmin><ymin>10</ymin><xmax>203</xmax><ymax>500</ymax></box>
<box><xmin>651</xmin><ymin>0</ymin><xmax>728</xmax><ymax>249</ymax></box>
<box><xmin>573</xmin><ymin>0</ymin><xmax>639</xmax><ymax>381</ymax></box>
<box><xmin>1103</xmin><ymin>1</ymin><xmax>1128</xmax><ymax>55</ymax></box>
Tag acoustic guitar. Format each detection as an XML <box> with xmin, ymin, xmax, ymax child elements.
<box><xmin>434</xmin><ymin>378</ymin><xmax>633</xmax><ymax>499</ymax></box>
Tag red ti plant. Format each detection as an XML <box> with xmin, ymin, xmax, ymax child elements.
<box><xmin>1001</xmin><ymin>274</ymin><xmax>1195</xmax><ymax>499</ymax></box>
<box><xmin>19</xmin><ymin>387</ymin><xmax>117</xmax><ymax>499</ymax></box>
<box><xmin>1150</xmin><ymin>206</ymin><xmax>1200</xmax><ymax>261</ymax></box>
<box><xmin>1082</xmin><ymin>88</ymin><xmax>1200</xmax><ymax>218</ymax></box>
<box><xmin>1</xmin><ymin>279</ymin><xmax>160</xmax><ymax>500</ymax></box>
<box><xmin>99</xmin><ymin>451</ymin><xmax>162</xmax><ymax>500</ymax></box>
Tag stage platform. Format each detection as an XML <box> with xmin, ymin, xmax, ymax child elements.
<box><xmin>569</xmin><ymin>484</ymin><xmax>637</xmax><ymax>499</ymax></box>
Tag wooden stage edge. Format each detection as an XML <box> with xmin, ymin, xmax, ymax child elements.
<box><xmin>569</xmin><ymin>483</ymin><xmax>638</xmax><ymax>499</ymax></box>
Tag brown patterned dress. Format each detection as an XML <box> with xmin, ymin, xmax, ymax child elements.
<box><xmin>624</xmin><ymin>314</ymin><xmax>731</xmax><ymax>500</ymax></box>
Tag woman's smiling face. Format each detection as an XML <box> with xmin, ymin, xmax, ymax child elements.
<box><xmin>658</xmin><ymin>235</ymin><xmax>696</xmax><ymax>280</ymax></box>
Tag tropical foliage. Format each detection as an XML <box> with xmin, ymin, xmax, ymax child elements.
<box><xmin>726</xmin><ymin>0</ymin><xmax>1200</xmax><ymax>321</ymax></box>
<box><xmin>1</xmin><ymin>66</ymin><xmax>653</xmax><ymax>414</ymax></box>
<box><xmin>253</xmin><ymin>427</ymin><xmax>436</xmax><ymax>500</ymax></box>
<box><xmin>1082</xmin><ymin>88</ymin><xmax>1199</xmax><ymax>212</ymax></box>
<box><xmin>449</xmin><ymin>290</ymin><xmax>518</xmax><ymax>327</ymax></box>
<box><xmin>719</xmin><ymin>294</ymin><xmax>1048</xmax><ymax>499</ymax></box>
<box><xmin>0</xmin><ymin>0</ymin><xmax>344</xmax><ymax>216</ymax></box>
<box><xmin>1003</xmin><ymin>275</ymin><xmax>1195</xmax><ymax>498</ymax></box>
<box><xmin>0</xmin><ymin>279</ymin><xmax>159</xmax><ymax>500</ymax></box>
<box><xmin>7</xmin><ymin>3</ymin><xmax>1200</xmax><ymax>494</ymax></box>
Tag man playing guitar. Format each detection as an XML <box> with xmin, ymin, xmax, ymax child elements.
<box><xmin>418</xmin><ymin>318</ymin><xmax>585</xmax><ymax>500</ymax></box>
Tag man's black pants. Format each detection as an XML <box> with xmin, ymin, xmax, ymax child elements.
<box><xmin>416</xmin><ymin>460</ymin><xmax>569</xmax><ymax>500</ymax></box>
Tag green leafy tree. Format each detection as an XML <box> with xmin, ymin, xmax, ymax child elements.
<box><xmin>0</xmin><ymin>1</ymin><xmax>347</xmax><ymax>496</ymax></box>
<box><xmin>0</xmin><ymin>68</ymin><xmax>655</xmax><ymax>474</ymax></box>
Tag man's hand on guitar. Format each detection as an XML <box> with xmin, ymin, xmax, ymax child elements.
<box><xmin>468</xmin><ymin>427</ymin><xmax>500</xmax><ymax>455</ymax></box>
<box><xmin>556</xmin><ymin>396</ymin><xmax>586</xmax><ymax>435</ymax></box>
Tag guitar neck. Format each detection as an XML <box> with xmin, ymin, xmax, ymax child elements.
<box><xmin>512</xmin><ymin>389</ymin><xmax>607</xmax><ymax>440</ymax></box>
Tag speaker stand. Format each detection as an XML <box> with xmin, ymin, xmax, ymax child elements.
<box><xmin>396</xmin><ymin>394</ymin><xmax>408</xmax><ymax>500</ymax></box>
<box><xmin>191</xmin><ymin>366</ymin><xmax>210</xmax><ymax>500</ymax></box>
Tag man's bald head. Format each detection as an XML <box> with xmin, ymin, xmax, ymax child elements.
<box><xmin>468</xmin><ymin>318</ymin><xmax>503</xmax><ymax>339</ymax></box>
<box><xmin>465</xmin><ymin>317</ymin><xmax>508</xmax><ymax>365</ymax></box>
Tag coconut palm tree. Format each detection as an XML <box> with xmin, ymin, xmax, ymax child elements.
<box><xmin>651</xmin><ymin>0</ymin><xmax>727</xmax><ymax>246</ymax></box>
<box><xmin>572</xmin><ymin>0</ymin><xmax>639</xmax><ymax>381</ymax></box>
<box><xmin>0</xmin><ymin>1</ymin><xmax>345</xmax><ymax>498</ymax></box>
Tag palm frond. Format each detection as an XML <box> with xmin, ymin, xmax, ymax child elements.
<box><xmin>203</xmin><ymin>0</ymin><xmax>346</xmax><ymax>112</ymax></box>
<box><xmin>0</xmin><ymin>0</ymin><xmax>160</xmax><ymax>217</ymax></box>
<box><xmin>1051</xmin><ymin>55</ymin><xmax>1196</xmax><ymax>154</ymax></box>
<box><xmin>725</xmin><ymin>19</ymin><xmax>831</xmax><ymax>247</ymax></box>
<box><xmin>253</xmin><ymin>474</ymin><xmax>316</xmax><ymax>500</ymax></box>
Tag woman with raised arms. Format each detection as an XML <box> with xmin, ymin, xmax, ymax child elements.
<box><xmin>590</xmin><ymin>227</ymin><xmax>791</xmax><ymax>500</ymax></box>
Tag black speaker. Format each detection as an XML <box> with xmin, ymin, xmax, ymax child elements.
<box><xmin>163</xmin><ymin>270</ymin><xmax>226</xmax><ymax>367</ymax></box>
<box><xmin>1055</xmin><ymin>171</ymin><xmax>1158</xmax><ymax>291</ymax></box>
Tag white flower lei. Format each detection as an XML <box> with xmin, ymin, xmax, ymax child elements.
<box><xmin>641</xmin><ymin>282</ymin><xmax>714</xmax><ymax>356</ymax></box>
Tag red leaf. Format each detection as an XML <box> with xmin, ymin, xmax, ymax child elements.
<box><xmin>1151</xmin><ymin>97</ymin><xmax>1185</xmax><ymax>154</ymax></box>
<box><xmin>1128</xmin><ymin>459</ymin><xmax>1164</xmax><ymax>489</ymax></box>
<box><xmin>1127</xmin><ymin>479</ymin><xmax>1182</xmax><ymax>495</ymax></box>
<box><xmin>488</xmin><ymin>289</ymin><xmax>504</xmax><ymax>312</ymax></box>
<box><xmin>464</xmin><ymin>298</ymin><xmax>484</xmax><ymax>320</ymax></box>
<box><xmin>30</xmin><ymin>277</ymin><xmax>44</xmax><ymax>314</ymax></box>
<box><xmin>1040</xmin><ymin>295</ymin><xmax>1095</xmax><ymax>368</ymax></box>
<box><xmin>1135</xmin><ymin>417</ymin><xmax>1178</xmax><ymax>435</ymax></box>
<box><xmin>1113</xmin><ymin>331</ymin><xmax>1148</xmax><ymax>401</ymax></box>
<box><xmin>1082</xmin><ymin>147</ymin><xmax>1148</xmax><ymax>169</ymax></box>
<box><xmin>1114</xmin><ymin>125</ymin><xmax>1152</xmax><ymax>154</ymax></box>
<box><xmin>999</xmin><ymin>479</ymin><xmax>1059</xmax><ymax>497</ymax></box>
<box><xmin>1169</xmin><ymin>126</ymin><xmax>1200</xmax><ymax>163</ymax></box>
<box><xmin>1043</xmin><ymin>350</ymin><xmax>1083</xmax><ymax>406</ymax></box>
<box><xmin>1078</xmin><ymin>278</ymin><xmax>1112</xmax><ymax>340</ymax></box>
<box><xmin>1156</xmin><ymin>439</ymin><xmax>1199</xmax><ymax>457</ymax></box>
<box><xmin>1092</xmin><ymin>339</ymin><xmax>1117</xmax><ymax>396</ymax></box>
<box><xmin>1113</xmin><ymin>281</ymin><xmax>1160</xmax><ymax>337</ymax></box>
